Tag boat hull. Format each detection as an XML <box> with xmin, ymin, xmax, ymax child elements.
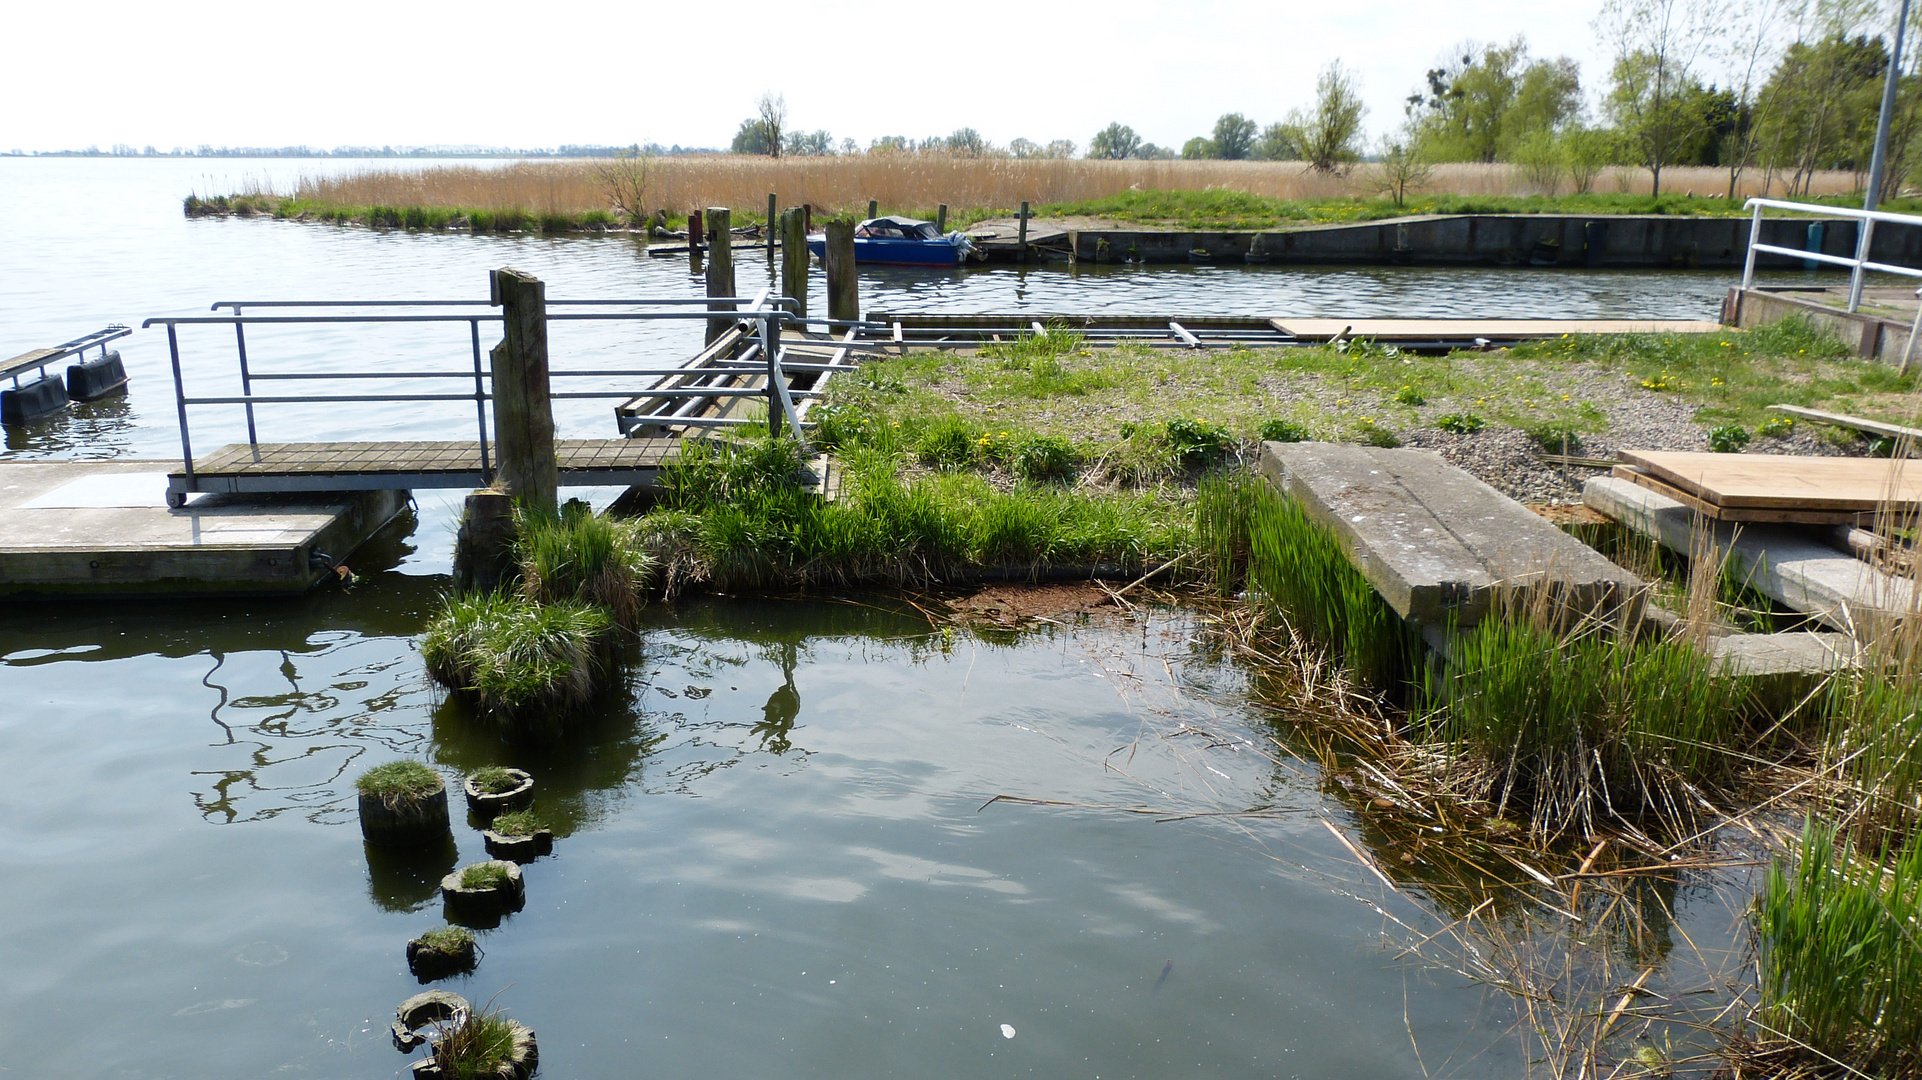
<box><xmin>805</xmin><ymin>237</ymin><xmax>963</xmax><ymax>267</ymax></box>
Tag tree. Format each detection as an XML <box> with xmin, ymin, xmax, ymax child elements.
<box><xmin>1088</xmin><ymin>122</ymin><xmax>1142</xmax><ymax>160</ymax></box>
<box><xmin>592</xmin><ymin>149</ymin><xmax>649</xmax><ymax>223</ymax></box>
<box><xmin>1509</xmin><ymin>129</ymin><xmax>1566</xmax><ymax>194</ymax></box>
<box><xmin>1561</xmin><ymin>126</ymin><xmax>1620</xmax><ymax>193</ymax></box>
<box><xmin>1256</xmin><ymin>123</ymin><xmax>1301</xmax><ymax>160</ymax></box>
<box><xmin>1289</xmin><ymin>61</ymin><xmax>1368</xmax><ymax>172</ymax></box>
<box><xmin>1596</xmin><ymin>0</ymin><xmax>1725</xmax><ymax>196</ymax></box>
<box><xmin>1181</xmin><ymin>136</ymin><xmax>1217</xmax><ymax>159</ymax></box>
<box><xmin>1756</xmin><ymin>31</ymin><xmax>1892</xmax><ymax>195</ymax></box>
<box><xmin>1010</xmin><ymin>137</ymin><xmax>1040</xmax><ymax>158</ymax></box>
<box><xmin>1044</xmin><ymin>139</ymin><xmax>1077</xmax><ymax>159</ymax></box>
<box><xmin>756</xmin><ymin>92</ymin><xmax>787</xmax><ymax>158</ymax></box>
<box><xmin>946</xmin><ymin>128</ymin><xmax>987</xmax><ymax>157</ymax></box>
<box><xmin>783</xmin><ymin>130</ymin><xmax>835</xmax><ymax>156</ymax></box>
<box><xmin>869</xmin><ymin>135</ymin><xmax>910</xmax><ymax>154</ymax></box>
<box><xmin>730</xmin><ymin>118</ymin><xmax>771</xmax><ymax>156</ymax></box>
<box><xmin>1373</xmin><ymin>125</ymin><xmax>1434</xmax><ymax>206</ymax></box>
<box><xmin>1410</xmin><ymin>37</ymin><xmax>1582</xmax><ymax>162</ymax></box>
<box><xmin>1211</xmin><ymin>113</ymin><xmax>1258</xmax><ymax>159</ymax></box>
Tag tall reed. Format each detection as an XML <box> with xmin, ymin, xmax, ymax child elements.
<box><xmin>1756</xmin><ymin>819</ymin><xmax>1922</xmax><ymax>1075</ymax></box>
<box><xmin>516</xmin><ymin>504</ymin><xmax>653</xmax><ymax>629</ymax></box>
<box><xmin>420</xmin><ymin>591</ymin><xmax>610</xmax><ymax>728</ymax></box>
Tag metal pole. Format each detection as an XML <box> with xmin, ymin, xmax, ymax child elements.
<box><xmin>761</xmin><ymin>313</ymin><xmax>779</xmax><ymax>438</ymax></box>
<box><xmin>1867</xmin><ymin>0</ymin><xmax>1913</xmax><ymax>211</ymax></box>
<box><xmin>768</xmin><ymin>193</ymin><xmax>777</xmax><ymax>259</ymax></box>
<box><xmin>470</xmin><ymin>319</ymin><xmax>491</xmax><ymax>481</ymax></box>
<box><xmin>167</xmin><ymin>324</ymin><xmax>195</xmax><ymax>487</ymax></box>
<box><xmin>1742</xmin><ymin>203</ymin><xmax>1764</xmax><ymax>290</ymax></box>
<box><xmin>233</xmin><ymin>305</ymin><xmax>259</xmax><ymax>453</ymax></box>
<box><xmin>1850</xmin><ymin>217</ymin><xmax>1878</xmax><ymax>312</ymax></box>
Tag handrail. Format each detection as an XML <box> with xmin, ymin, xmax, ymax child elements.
<box><xmin>3</xmin><ymin>324</ymin><xmax>131</xmax><ymax>384</ymax></box>
<box><xmin>1741</xmin><ymin>197</ymin><xmax>1922</xmax><ymax>311</ymax></box>
<box><xmin>153</xmin><ymin>296</ymin><xmax>809</xmax><ymax>501</ymax></box>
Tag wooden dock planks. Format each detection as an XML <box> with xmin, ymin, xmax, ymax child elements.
<box><xmin>171</xmin><ymin>439</ymin><xmax>680</xmax><ymax>496</ymax></box>
<box><xmin>1613</xmin><ymin>450</ymin><xmax>1922</xmax><ymax>521</ymax></box>
<box><xmin>1267</xmin><ymin>318</ymin><xmax>1725</xmax><ymax>340</ymax></box>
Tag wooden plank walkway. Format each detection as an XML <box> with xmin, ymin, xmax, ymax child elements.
<box><xmin>168</xmin><ymin>439</ymin><xmax>680</xmax><ymax>498</ymax></box>
<box><xmin>1614</xmin><ymin>449</ymin><xmax>1922</xmax><ymax>521</ymax></box>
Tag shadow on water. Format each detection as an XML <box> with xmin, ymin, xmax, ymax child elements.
<box><xmin>364</xmin><ymin>833</ymin><xmax>459</xmax><ymax>913</ymax></box>
<box><xmin>2</xmin><ymin>393</ymin><xmax>139</xmax><ymax>457</ymax></box>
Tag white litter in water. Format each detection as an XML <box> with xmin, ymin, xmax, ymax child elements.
<box><xmin>1000</xmin><ymin>1024</ymin><xmax>1016</xmax><ymax>1039</ymax></box>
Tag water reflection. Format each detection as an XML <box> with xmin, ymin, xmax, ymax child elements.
<box><xmin>365</xmin><ymin>834</ymin><xmax>459</xmax><ymax>913</ymax></box>
<box><xmin>753</xmin><ymin>642</ymin><xmax>801</xmax><ymax>754</ymax></box>
<box><xmin>2</xmin><ymin>393</ymin><xmax>139</xmax><ymax>457</ymax></box>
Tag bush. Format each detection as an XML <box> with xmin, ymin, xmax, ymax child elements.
<box><xmin>1708</xmin><ymin>424</ymin><xmax>1752</xmax><ymax>453</ymax></box>
<box><xmin>1393</xmin><ymin>385</ymin><xmax>1425</xmax><ymax>406</ymax></box>
<box><xmin>516</xmin><ymin>504</ymin><xmax>652</xmax><ymax>629</ymax></box>
<box><xmin>1010</xmin><ymin>435</ymin><xmax>1078</xmax><ymax>481</ymax></box>
<box><xmin>1258</xmin><ymin>418</ymin><xmax>1310</xmax><ymax>442</ymax></box>
<box><xmin>1165</xmin><ymin>417</ymin><xmax>1233</xmax><ymax>467</ymax></box>
<box><xmin>1436</xmin><ymin>413</ymin><xmax>1485</xmax><ymax>435</ymax></box>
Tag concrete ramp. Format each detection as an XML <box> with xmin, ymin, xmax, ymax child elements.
<box><xmin>1258</xmin><ymin>442</ymin><xmax>1645</xmax><ymax>629</ymax></box>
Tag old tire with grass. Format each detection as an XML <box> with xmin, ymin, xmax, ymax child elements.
<box><xmin>391</xmin><ymin>990</ymin><xmax>469</xmax><ymax>1051</ymax></box>
<box><xmin>357</xmin><ymin>762</ymin><xmax>450</xmax><ymax>848</ymax></box>
<box><xmin>406</xmin><ymin>926</ymin><xmax>480</xmax><ymax>982</ymax></box>
<box><xmin>482</xmin><ymin>809</ymin><xmax>554</xmax><ymax>862</ymax></box>
<box><xmin>441</xmin><ymin>860</ymin><xmax>525</xmax><ymax>922</ymax></box>
<box><xmin>417</xmin><ymin>1011</ymin><xmax>539</xmax><ymax>1080</ymax></box>
<box><xmin>464</xmin><ymin>767</ymin><xmax>534</xmax><ymax>817</ymax></box>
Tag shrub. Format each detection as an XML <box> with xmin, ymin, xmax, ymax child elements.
<box><xmin>1258</xmin><ymin>418</ymin><xmax>1310</xmax><ymax>442</ymax></box>
<box><xmin>1436</xmin><ymin>413</ymin><xmax>1485</xmax><ymax>435</ymax></box>
<box><xmin>1708</xmin><ymin>424</ymin><xmax>1752</xmax><ymax>453</ymax></box>
<box><xmin>1393</xmin><ymin>385</ymin><xmax>1425</xmax><ymax>406</ymax></box>
<box><xmin>1165</xmin><ymin>417</ymin><xmax>1233</xmax><ymax>467</ymax></box>
<box><xmin>1010</xmin><ymin>435</ymin><xmax>1078</xmax><ymax>481</ymax></box>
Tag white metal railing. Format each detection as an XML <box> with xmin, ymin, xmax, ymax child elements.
<box><xmin>1742</xmin><ymin>197</ymin><xmax>1922</xmax><ymax>311</ymax></box>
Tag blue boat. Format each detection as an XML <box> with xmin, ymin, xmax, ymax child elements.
<box><xmin>805</xmin><ymin>216</ymin><xmax>976</xmax><ymax>267</ymax></box>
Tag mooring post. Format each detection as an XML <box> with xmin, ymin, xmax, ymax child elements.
<box><xmin>826</xmin><ymin>218</ymin><xmax>858</xmax><ymax>323</ymax></box>
<box><xmin>705</xmin><ymin>206</ymin><xmax>735</xmax><ymax>345</ymax></box>
<box><xmin>780</xmin><ymin>207</ymin><xmax>809</xmax><ymax>320</ymax></box>
<box><xmin>1016</xmin><ymin>200</ymin><xmax>1031</xmax><ymax>263</ymax></box>
<box><xmin>487</xmin><ymin>268</ymin><xmax>558</xmax><ymax>517</ymax></box>
<box><xmin>767</xmin><ymin>193</ymin><xmax>777</xmax><ymax>259</ymax></box>
<box><xmin>867</xmin><ymin>199</ymin><xmax>878</xmax><ymax>220</ymax></box>
<box><xmin>687</xmin><ymin>211</ymin><xmax>703</xmax><ymax>247</ymax></box>
<box><xmin>936</xmin><ymin>203</ymin><xmax>948</xmax><ymax>232</ymax></box>
<box><xmin>804</xmin><ymin>203</ymin><xmax>813</xmax><ymax>233</ymax></box>
<box><xmin>453</xmin><ymin>490</ymin><xmax>517</xmax><ymax>594</ymax></box>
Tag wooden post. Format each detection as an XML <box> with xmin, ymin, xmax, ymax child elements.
<box><xmin>804</xmin><ymin>204</ymin><xmax>813</xmax><ymax>233</ymax></box>
<box><xmin>767</xmin><ymin>193</ymin><xmax>777</xmax><ymax>258</ymax></box>
<box><xmin>452</xmin><ymin>489</ymin><xmax>517</xmax><ymax>594</ymax></box>
<box><xmin>1017</xmin><ymin>200</ymin><xmax>1030</xmax><ymax>263</ymax></box>
<box><xmin>936</xmin><ymin>203</ymin><xmax>948</xmax><ymax>232</ymax></box>
<box><xmin>826</xmin><ymin>218</ymin><xmax>858</xmax><ymax>323</ymax></box>
<box><xmin>780</xmin><ymin>207</ymin><xmax>809</xmax><ymax>320</ymax></box>
<box><xmin>704</xmin><ymin>206</ymin><xmax>735</xmax><ymax>345</ymax></box>
<box><xmin>867</xmin><ymin>199</ymin><xmax>878</xmax><ymax>220</ymax></box>
<box><xmin>687</xmin><ymin>211</ymin><xmax>703</xmax><ymax>247</ymax></box>
<box><xmin>487</xmin><ymin>267</ymin><xmax>558</xmax><ymax>516</ymax></box>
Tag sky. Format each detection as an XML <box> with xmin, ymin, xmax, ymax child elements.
<box><xmin>4</xmin><ymin>0</ymin><xmax>1616</xmax><ymax>153</ymax></box>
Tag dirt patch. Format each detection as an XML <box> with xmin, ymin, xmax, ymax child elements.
<box><xmin>946</xmin><ymin>581</ymin><xmax>1125</xmax><ymax>628</ymax></box>
<box><xmin>1528</xmin><ymin>503</ymin><xmax>1611</xmax><ymax>526</ymax></box>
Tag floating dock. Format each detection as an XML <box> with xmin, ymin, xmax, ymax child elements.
<box><xmin>0</xmin><ymin>460</ymin><xmax>405</xmax><ymax>598</ymax></box>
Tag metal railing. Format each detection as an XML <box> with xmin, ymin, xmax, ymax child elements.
<box><xmin>139</xmin><ymin>295</ymin><xmax>810</xmax><ymax>499</ymax></box>
<box><xmin>1741</xmin><ymin>197</ymin><xmax>1922</xmax><ymax>311</ymax></box>
<box><xmin>3</xmin><ymin>325</ymin><xmax>131</xmax><ymax>385</ymax></box>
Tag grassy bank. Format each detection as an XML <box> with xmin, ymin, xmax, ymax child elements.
<box><xmin>189</xmin><ymin>155</ymin><xmax>1874</xmax><ymax>233</ymax></box>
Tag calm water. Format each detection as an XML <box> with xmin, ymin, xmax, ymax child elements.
<box><xmin>0</xmin><ymin>159</ymin><xmax>1773</xmax><ymax>1077</ymax></box>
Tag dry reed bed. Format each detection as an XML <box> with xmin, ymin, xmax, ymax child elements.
<box><xmin>277</xmin><ymin>158</ymin><xmax>1863</xmax><ymax>217</ymax></box>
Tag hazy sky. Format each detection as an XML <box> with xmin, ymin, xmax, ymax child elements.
<box><xmin>8</xmin><ymin>0</ymin><xmax>1614</xmax><ymax>153</ymax></box>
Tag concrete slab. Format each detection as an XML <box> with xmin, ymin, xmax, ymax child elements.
<box><xmin>1707</xmin><ymin>631</ymin><xmax>1855</xmax><ymax>677</ymax></box>
<box><xmin>1583</xmin><ymin>474</ymin><xmax>1915</xmax><ymax>634</ymax></box>
<box><xmin>1258</xmin><ymin>442</ymin><xmax>1645</xmax><ymax>628</ymax></box>
<box><xmin>0</xmin><ymin>460</ymin><xmax>408</xmax><ymax>599</ymax></box>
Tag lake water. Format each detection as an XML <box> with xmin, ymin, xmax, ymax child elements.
<box><xmin>0</xmin><ymin>158</ymin><xmax>1778</xmax><ymax>1077</ymax></box>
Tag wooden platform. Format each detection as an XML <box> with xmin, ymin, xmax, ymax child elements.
<box><xmin>168</xmin><ymin>438</ymin><xmax>680</xmax><ymax>498</ymax></box>
<box><xmin>1613</xmin><ymin>450</ymin><xmax>1922</xmax><ymax>523</ymax></box>
<box><xmin>1268</xmin><ymin>318</ymin><xmax>1725</xmax><ymax>341</ymax></box>
<box><xmin>1258</xmin><ymin>442</ymin><xmax>1645</xmax><ymax>633</ymax></box>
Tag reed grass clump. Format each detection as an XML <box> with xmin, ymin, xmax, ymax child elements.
<box><xmin>356</xmin><ymin>761</ymin><xmax>443</xmax><ymax>808</ymax></box>
<box><xmin>489</xmin><ymin>809</ymin><xmax>547</xmax><ymax>837</ymax></box>
<box><xmin>421</xmin><ymin>592</ymin><xmax>610</xmax><ymax>722</ymax></box>
<box><xmin>467</xmin><ymin>766</ymin><xmax>522</xmax><ymax>795</ymax></box>
<box><xmin>1426</xmin><ymin>613</ymin><xmax>1752</xmax><ymax>835</ymax></box>
<box><xmin>1755</xmin><ymin>819</ymin><xmax>1922</xmax><ymax>1075</ymax></box>
<box><xmin>1825</xmin><ymin>669</ymin><xmax>1922</xmax><ymax>841</ymax></box>
<box><xmin>516</xmin><ymin>504</ymin><xmax>653</xmax><ymax>629</ymax></box>
<box><xmin>459</xmin><ymin>862</ymin><xmax>514</xmax><ymax>890</ymax></box>
<box><xmin>426</xmin><ymin>1005</ymin><xmax>535</xmax><ymax>1080</ymax></box>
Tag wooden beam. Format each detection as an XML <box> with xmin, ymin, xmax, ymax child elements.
<box><xmin>487</xmin><ymin>268</ymin><xmax>558</xmax><ymax>515</ymax></box>
<box><xmin>825</xmin><ymin>218</ymin><xmax>858</xmax><ymax>323</ymax></box>
<box><xmin>704</xmin><ymin>206</ymin><xmax>735</xmax><ymax>345</ymax></box>
<box><xmin>1768</xmin><ymin>403</ymin><xmax>1922</xmax><ymax>443</ymax></box>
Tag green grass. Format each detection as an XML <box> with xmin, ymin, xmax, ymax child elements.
<box><xmin>430</xmin><ymin>1010</ymin><xmax>522</xmax><ymax>1080</ymax></box>
<box><xmin>415</xmin><ymin>926</ymin><xmax>474</xmax><ymax>954</ymax></box>
<box><xmin>183</xmin><ymin>194</ymin><xmax>624</xmax><ymax>234</ymax></box>
<box><xmin>467</xmin><ymin>766</ymin><xmax>523</xmax><ymax>794</ymax></box>
<box><xmin>489</xmin><ymin>809</ymin><xmax>547</xmax><ymax>837</ymax></box>
<box><xmin>1423</xmin><ymin>614</ymin><xmax>1753</xmax><ymax>834</ymax></box>
<box><xmin>517</xmin><ymin>503</ymin><xmax>653</xmax><ymax>629</ymax></box>
<box><xmin>1756</xmin><ymin>819</ymin><xmax>1922</xmax><ymax>1075</ymax></box>
<box><xmin>1825</xmin><ymin>671</ymin><xmax>1922</xmax><ymax>841</ymax></box>
<box><xmin>458</xmin><ymin>862</ymin><xmax>513</xmax><ymax>890</ymax></box>
<box><xmin>420</xmin><ymin>592</ymin><xmax>610</xmax><ymax>722</ymax></box>
<box><xmin>354</xmin><ymin>761</ymin><xmax>442</xmax><ymax>806</ymax></box>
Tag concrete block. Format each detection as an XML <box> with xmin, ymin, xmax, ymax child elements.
<box><xmin>1583</xmin><ymin>474</ymin><xmax>1914</xmax><ymax>634</ymax></box>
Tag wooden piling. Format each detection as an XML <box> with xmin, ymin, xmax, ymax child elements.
<box><xmin>453</xmin><ymin>489</ymin><xmax>517</xmax><ymax>594</ymax></box>
<box><xmin>780</xmin><ymin>207</ymin><xmax>809</xmax><ymax>320</ymax></box>
<box><xmin>767</xmin><ymin>193</ymin><xmax>777</xmax><ymax>258</ymax></box>
<box><xmin>867</xmin><ymin>199</ymin><xmax>878</xmax><ymax>221</ymax></box>
<box><xmin>1017</xmin><ymin>201</ymin><xmax>1030</xmax><ymax>263</ymax></box>
<box><xmin>687</xmin><ymin>211</ymin><xmax>703</xmax><ymax>247</ymax></box>
<box><xmin>487</xmin><ymin>268</ymin><xmax>558</xmax><ymax>516</ymax></box>
<box><xmin>704</xmin><ymin>206</ymin><xmax>735</xmax><ymax>345</ymax></box>
<box><xmin>936</xmin><ymin>203</ymin><xmax>948</xmax><ymax>232</ymax></box>
<box><xmin>826</xmin><ymin>219</ymin><xmax>858</xmax><ymax>323</ymax></box>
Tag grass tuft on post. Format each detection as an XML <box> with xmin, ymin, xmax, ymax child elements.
<box><xmin>421</xmin><ymin>592</ymin><xmax>610</xmax><ymax>727</ymax></box>
<box><xmin>355</xmin><ymin>761</ymin><xmax>442</xmax><ymax>809</ymax></box>
<box><xmin>515</xmin><ymin>503</ymin><xmax>653</xmax><ymax>630</ymax></box>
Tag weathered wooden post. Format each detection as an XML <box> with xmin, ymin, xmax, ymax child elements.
<box><xmin>936</xmin><ymin>203</ymin><xmax>948</xmax><ymax>232</ymax></box>
<box><xmin>1016</xmin><ymin>200</ymin><xmax>1031</xmax><ymax>263</ymax></box>
<box><xmin>704</xmin><ymin>206</ymin><xmax>735</xmax><ymax>345</ymax></box>
<box><xmin>825</xmin><ymin>218</ymin><xmax>858</xmax><ymax>323</ymax></box>
<box><xmin>687</xmin><ymin>210</ymin><xmax>704</xmax><ymax>273</ymax></box>
<box><xmin>487</xmin><ymin>268</ymin><xmax>558</xmax><ymax>517</ymax></box>
<box><xmin>867</xmin><ymin>199</ymin><xmax>878</xmax><ymax>220</ymax></box>
<box><xmin>766</xmin><ymin>193</ymin><xmax>777</xmax><ymax>259</ymax></box>
<box><xmin>780</xmin><ymin>207</ymin><xmax>809</xmax><ymax>320</ymax></box>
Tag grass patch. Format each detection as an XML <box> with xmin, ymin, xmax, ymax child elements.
<box><xmin>458</xmin><ymin>862</ymin><xmax>513</xmax><ymax>890</ymax></box>
<box><xmin>517</xmin><ymin>503</ymin><xmax>653</xmax><ymax>629</ymax></box>
<box><xmin>355</xmin><ymin>761</ymin><xmax>441</xmax><ymax>807</ymax></box>
<box><xmin>429</xmin><ymin>1008</ymin><xmax>522</xmax><ymax>1079</ymax></box>
<box><xmin>1755</xmin><ymin>819</ymin><xmax>1922</xmax><ymax>1076</ymax></box>
<box><xmin>489</xmin><ymin>809</ymin><xmax>547</xmax><ymax>837</ymax></box>
<box><xmin>467</xmin><ymin>766</ymin><xmax>523</xmax><ymax>794</ymax></box>
<box><xmin>416</xmin><ymin>926</ymin><xmax>474</xmax><ymax>954</ymax></box>
<box><xmin>421</xmin><ymin>592</ymin><xmax>610</xmax><ymax>723</ymax></box>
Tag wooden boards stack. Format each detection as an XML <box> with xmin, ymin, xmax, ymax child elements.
<box><xmin>1612</xmin><ymin>450</ymin><xmax>1922</xmax><ymax>524</ymax></box>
